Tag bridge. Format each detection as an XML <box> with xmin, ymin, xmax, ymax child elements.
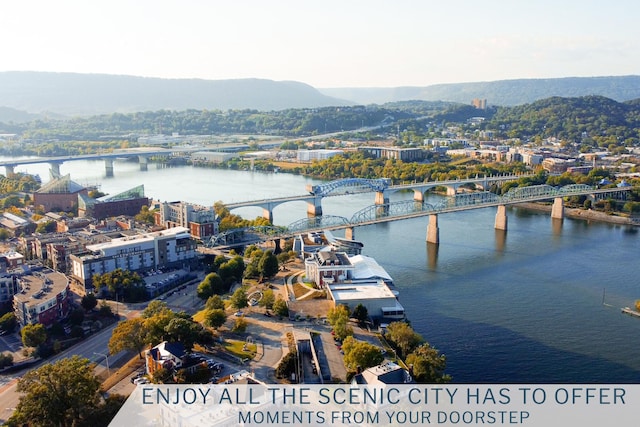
<box><xmin>206</xmin><ymin>182</ymin><xmax>632</xmax><ymax>247</ymax></box>
<box><xmin>0</xmin><ymin>145</ymin><xmax>237</xmax><ymax>177</ymax></box>
<box><xmin>226</xmin><ymin>174</ymin><xmax>534</xmax><ymax>223</ymax></box>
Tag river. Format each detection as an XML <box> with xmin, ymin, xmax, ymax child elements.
<box><xmin>9</xmin><ymin>159</ymin><xmax>640</xmax><ymax>383</ymax></box>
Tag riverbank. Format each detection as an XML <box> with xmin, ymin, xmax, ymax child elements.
<box><xmin>514</xmin><ymin>202</ymin><xmax>637</xmax><ymax>226</ymax></box>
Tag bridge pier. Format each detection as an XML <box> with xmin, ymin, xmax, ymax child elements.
<box><xmin>551</xmin><ymin>197</ymin><xmax>564</xmax><ymax>220</ymax></box>
<box><xmin>426</xmin><ymin>214</ymin><xmax>439</xmax><ymax>245</ymax></box>
<box><xmin>344</xmin><ymin>227</ymin><xmax>355</xmax><ymax>241</ymax></box>
<box><xmin>446</xmin><ymin>186</ymin><xmax>457</xmax><ymax>196</ymax></box>
<box><xmin>4</xmin><ymin>165</ymin><xmax>15</xmax><ymax>176</ymax></box>
<box><xmin>138</xmin><ymin>155</ymin><xmax>148</xmax><ymax>171</ymax></box>
<box><xmin>413</xmin><ymin>190</ymin><xmax>424</xmax><ymax>203</ymax></box>
<box><xmin>262</xmin><ymin>208</ymin><xmax>273</xmax><ymax>224</ymax></box>
<box><xmin>49</xmin><ymin>161</ymin><xmax>61</xmax><ymax>176</ymax></box>
<box><xmin>494</xmin><ymin>205</ymin><xmax>508</xmax><ymax>231</ymax></box>
<box><xmin>307</xmin><ymin>199</ymin><xmax>322</xmax><ymax>217</ymax></box>
<box><xmin>375</xmin><ymin>191</ymin><xmax>389</xmax><ymax>205</ymax></box>
<box><xmin>105</xmin><ymin>158</ymin><xmax>114</xmax><ymax>177</ymax></box>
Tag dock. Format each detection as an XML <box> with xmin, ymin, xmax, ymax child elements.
<box><xmin>621</xmin><ymin>307</ymin><xmax>640</xmax><ymax>318</ymax></box>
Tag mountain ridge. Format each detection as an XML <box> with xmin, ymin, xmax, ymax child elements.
<box><xmin>1</xmin><ymin>72</ymin><xmax>639</xmax><ymax>122</ymax></box>
<box><xmin>320</xmin><ymin>75</ymin><xmax>640</xmax><ymax>106</ymax></box>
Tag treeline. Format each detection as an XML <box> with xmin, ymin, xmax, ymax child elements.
<box><xmin>2</xmin><ymin>106</ymin><xmax>419</xmax><ymax>142</ymax></box>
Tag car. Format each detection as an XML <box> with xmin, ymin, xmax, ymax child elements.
<box><xmin>234</xmin><ymin>311</ymin><xmax>244</xmax><ymax>317</ymax></box>
<box><xmin>134</xmin><ymin>377</ymin><xmax>150</xmax><ymax>385</ymax></box>
<box><xmin>263</xmin><ymin>311</ymin><xmax>272</xmax><ymax>317</ymax></box>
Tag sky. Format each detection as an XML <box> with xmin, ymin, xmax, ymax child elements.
<box><xmin>1</xmin><ymin>0</ymin><xmax>638</xmax><ymax>88</ymax></box>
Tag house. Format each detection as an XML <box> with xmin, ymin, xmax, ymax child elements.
<box><xmin>351</xmin><ymin>362</ymin><xmax>413</xmax><ymax>385</ymax></box>
<box><xmin>145</xmin><ymin>341</ymin><xmax>186</xmax><ymax>375</ymax></box>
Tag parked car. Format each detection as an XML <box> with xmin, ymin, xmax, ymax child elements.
<box><xmin>234</xmin><ymin>311</ymin><xmax>244</xmax><ymax>317</ymax></box>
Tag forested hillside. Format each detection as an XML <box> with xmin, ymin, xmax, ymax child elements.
<box><xmin>485</xmin><ymin>96</ymin><xmax>640</xmax><ymax>149</ymax></box>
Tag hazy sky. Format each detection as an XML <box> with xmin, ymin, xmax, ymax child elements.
<box><xmin>1</xmin><ymin>0</ymin><xmax>638</xmax><ymax>88</ymax></box>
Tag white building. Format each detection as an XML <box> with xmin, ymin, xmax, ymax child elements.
<box><xmin>70</xmin><ymin>226</ymin><xmax>197</xmax><ymax>289</ymax></box>
<box><xmin>297</xmin><ymin>149</ymin><xmax>344</xmax><ymax>162</ymax></box>
<box><xmin>304</xmin><ymin>250</ymin><xmax>404</xmax><ymax>321</ymax></box>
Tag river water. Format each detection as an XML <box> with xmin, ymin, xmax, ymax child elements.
<box><xmin>11</xmin><ymin>159</ymin><xmax>640</xmax><ymax>383</ymax></box>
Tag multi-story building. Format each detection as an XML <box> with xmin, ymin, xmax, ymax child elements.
<box><xmin>13</xmin><ymin>269</ymin><xmax>72</xmax><ymax>327</ymax></box>
<box><xmin>69</xmin><ymin>226</ymin><xmax>197</xmax><ymax>290</ymax></box>
<box><xmin>358</xmin><ymin>146</ymin><xmax>425</xmax><ymax>162</ymax></box>
<box><xmin>156</xmin><ymin>201</ymin><xmax>217</xmax><ymax>239</ymax></box>
<box><xmin>0</xmin><ymin>275</ymin><xmax>19</xmax><ymax>306</ymax></box>
<box><xmin>78</xmin><ymin>185</ymin><xmax>150</xmax><ymax>220</ymax></box>
<box><xmin>33</xmin><ymin>174</ymin><xmax>88</xmax><ymax>213</ymax></box>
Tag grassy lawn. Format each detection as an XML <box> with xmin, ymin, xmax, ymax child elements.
<box><xmin>292</xmin><ymin>282</ymin><xmax>314</xmax><ymax>299</ymax></box>
<box><xmin>224</xmin><ymin>339</ymin><xmax>257</xmax><ymax>360</ymax></box>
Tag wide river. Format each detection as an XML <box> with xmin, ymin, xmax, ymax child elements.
<box><xmin>12</xmin><ymin>159</ymin><xmax>640</xmax><ymax>383</ymax></box>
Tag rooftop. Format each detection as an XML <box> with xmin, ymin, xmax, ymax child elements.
<box><xmin>329</xmin><ymin>280</ymin><xmax>397</xmax><ymax>301</ymax></box>
<box><xmin>13</xmin><ymin>269</ymin><xmax>69</xmax><ymax>305</ymax></box>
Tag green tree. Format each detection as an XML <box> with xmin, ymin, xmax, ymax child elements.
<box><xmin>405</xmin><ymin>343</ymin><xmax>451</xmax><ymax>383</ymax></box>
<box><xmin>205</xmin><ymin>294</ymin><xmax>226</xmax><ymax>311</ymax></box>
<box><xmin>0</xmin><ymin>228</ymin><xmax>11</xmax><ymax>241</ymax></box>
<box><xmin>327</xmin><ymin>304</ymin><xmax>353</xmax><ymax>340</ymax></box>
<box><xmin>0</xmin><ymin>312</ymin><xmax>16</xmax><ymax>333</ymax></box>
<box><xmin>108</xmin><ymin>318</ymin><xmax>148</xmax><ymax>359</ymax></box>
<box><xmin>10</xmin><ymin>356</ymin><xmax>104</xmax><ymax>426</ymax></box>
<box><xmin>197</xmin><ymin>273</ymin><xmax>224</xmax><ymax>300</ymax></box>
<box><xmin>275</xmin><ymin>350</ymin><xmax>298</xmax><ymax>381</ymax></box>
<box><xmin>341</xmin><ymin>336</ymin><xmax>385</xmax><ymax>371</ymax></box>
<box><xmin>21</xmin><ymin>323</ymin><xmax>47</xmax><ymax>348</ymax></box>
<box><xmin>164</xmin><ymin>317</ymin><xmax>202</xmax><ymax>351</ymax></box>
<box><xmin>92</xmin><ymin>269</ymin><xmax>145</xmax><ymax>302</ymax></box>
<box><xmin>231</xmin><ymin>316</ymin><xmax>248</xmax><ymax>333</ymax></box>
<box><xmin>258</xmin><ymin>250</ymin><xmax>279</xmax><ymax>279</ymax></box>
<box><xmin>35</xmin><ymin>220</ymin><xmax>56</xmax><ymax>234</ymax></box>
<box><xmin>203</xmin><ymin>309</ymin><xmax>227</xmax><ymax>329</ymax></box>
<box><xmin>81</xmin><ymin>294</ymin><xmax>98</xmax><ymax>311</ymax></box>
<box><xmin>134</xmin><ymin>205</ymin><xmax>156</xmax><ymax>224</ymax></box>
<box><xmin>352</xmin><ymin>304</ymin><xmax>368</xmax><ymax>326</ymax></box>
<box><xmin>230</xmin><ymin>287</ymin><xmax>248</xmax><ymax>310</ymax></box>
<box><xmin>273</xmin><ymin>297</ymin><xmax>289</xmax><ymax>317</ymax></box>
<box><xmin>259</xmin><ymin>288</ymin><xmax>275</xmax><ymax>310</ymax></box>
<box><xmin>385</xmin><ymin>321</ymin><xmax>424</xmax><ymax>358</ymax></box>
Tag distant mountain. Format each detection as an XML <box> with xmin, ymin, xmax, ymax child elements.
<box><xmin>0</xmin><ymin>71</ymin><xmax>351</xmax><ymax>117</ymax></box>
<box><xmin>320</xmin><ymin>76</ymin><xmax>640</xmax><ymax>106</ymax></box>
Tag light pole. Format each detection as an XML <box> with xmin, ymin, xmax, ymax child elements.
<box><xmin>94</xmin><ymin>352</ymin><xmax>110</xmax><ymax>376</ymax></box>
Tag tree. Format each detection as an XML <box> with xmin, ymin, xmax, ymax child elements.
<box><xmin>164</xmin><ymin>317</ymin><xmax>202</xmax><ymax>351</ymax></box>
<box><xmin>275</xmin><ymin>350</ymin><xmax>298</xmax><ymax>381</ymax></box>
<box><xmin>327</xmin><ymin>304</ymin><xmax>352</xmax><ymax>340</ymax></box>
<box><xmin>273</xmin><ymin>297</ymin><xmax>289</xmax><ymax>317</ymax></box>
<box><xmin>205</xmin><ymin>294</ymin><xmax>226</xmax><ymax>311</ymax></box>
<box><xmin>0</xmin><ymin>312</ymin><xmax>16</xmax><ymax>333</ymax></box>
<box><xmin>259</xmin><ymin>288</ymin><xmax>275</xmax><ymax>310</ymax></box>
<box><xmin>92</xmin><ymin>269</ymin><xmax>145</xmax><ymax>302</ymax></box>
<box><xmin>352</xmin><ymin>304</ymin><xmax>368</xmax><ymax>326</ymax></box>
<box><xmin>135</xmin><ymin>205</ymin><xmax>156</xmax><ymax>224</ymax></box>
<box><xmin>405</xmin><ymin>343</ymin><xmax>451</xmax><ymax>383</ymax></box>
<box><xmin>109</xmin><ymin>318</ymin><xmax>148</xmax><ymax>359</ymax></box>
<box><xmin>10</xmin><ymin>356</ymin><xmax>103</xmax><ymax>426</ymax></box>
<box><xmin>81</xmin><ymin>294</ymin><xmax>98</xmax><ymax>311</ymax></box>
<box><xmin>341</xmin><ymin>336</ymin><xmax>384</xmax><ymax>371</ymax></box>
<box><xmin>230</xmin><ymin>287</ymin><xmax>248</xmax><ymax>310</ymax></box>
<box><xmin>385</xmin><ymin>321</ymin><xmax>424</xmax><ymax>358</ymax></box>
<box><xmin>197</xmin><ymin>273</ymin><xmax>224</xmax><ymax>299</ymax></box>
<box><xmin>231</xmin><ymin>316</ymin><xmax>248</xmax><ymax>333</ymax></box>
<box><xmin>258</xmin><ymin>250</ymin><xmax>279</xmax><ymax>279</ymax></box>
<box><xmin>0</xmin><ymin>228</ymin><xmax>11</xmax><ymax>241</ymax></box>
<box><xmin>203</xmin><ymin>309</ymin><xmax>227</xmax><ymax>329</ymax></box>
<box><xmin>21</xmin><ymin>323</ymin><xmax>47</xmax><ymax>348</ymax></box>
